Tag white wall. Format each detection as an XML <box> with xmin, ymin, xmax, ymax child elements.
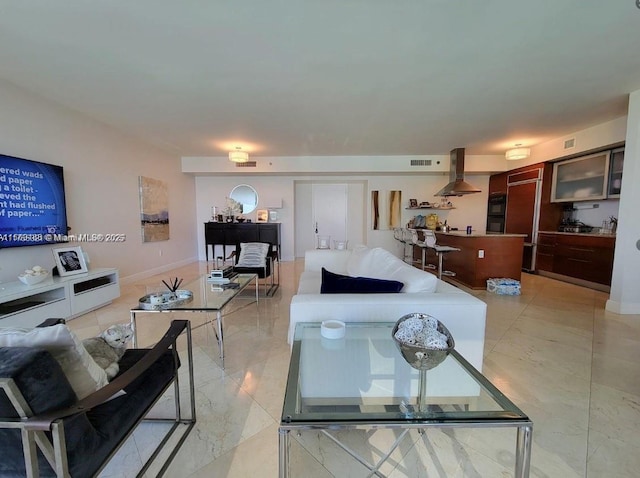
<box><xmin>195</xmin><ymin>175</ymin><xmax>295</xmax><ymax>260</ymax></box>
<box><xmin>571</xmin><ymin>200</ymin><xmax>620</xmax><ymax>228</ymax></box>
<box><xmin>184</xmin><ymin>153</ymin><xmax>505</xmax><ymax>175</ymax></box>
<box><xmin>522</xmin><ymin>116</ymin><xmax>627</xmax><ymax>166</ymax></box>
<box><xmin>193</xmin><ymin>173</ymin><xmax>490</xmax><ymax>260</ymax></box>
<box><xmin>608</xmin><ymin>90</ymin><xmax>640</xmax><ymax>314</ymax></box>
<box><xmin>0</xmin><ymin>79</ymin><xmax>197</xmax><ymax>284</ymax></box>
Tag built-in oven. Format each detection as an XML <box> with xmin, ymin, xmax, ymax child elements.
<box><xmin>487</xmin><ymin>194</ymin><xmax>507</xmax><ymax>216</ymax></box>
<box><xmin>486</xmin><ymin>215</ymin><xmax>505</xmax><ymax>233</ymax></box>
<box><xmin>486</xmin><ymin>194</ymin><xmax>506</xmax><ymax>233</ymax></box>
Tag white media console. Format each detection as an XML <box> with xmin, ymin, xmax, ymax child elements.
<box><xmin>0</xmin><ymin>268</ymin><xmax>120</xmax><ymax>328</ymax></box>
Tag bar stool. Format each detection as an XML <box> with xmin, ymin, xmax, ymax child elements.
<box><xmin>395</xmin><ymin>228</ymin><xmax>414</xmax><ymax>264</ymax></box>
<box><xmin>409</xmin><ymin>229</ymin><xmax>436</xmax><ymax>271</ymax></box>
<box><xmin>393</xmin><ymin>227</ymin><xmax>406</xmax><ymax>261</ymax></box>
<box><xmin>423</xmin><ymin>230</ymin><xmax>460</xmax><ymax>279</ymax></box>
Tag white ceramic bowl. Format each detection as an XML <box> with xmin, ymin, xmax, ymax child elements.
<box><xmin>320</xmin><ymin>320</ymin><xmax>346</xmax><ymax>339</ymax></box>
<box><xmin>18</xmin><ymin>271</ymin><xmax>49</xmax><ymax>285</ymax></box>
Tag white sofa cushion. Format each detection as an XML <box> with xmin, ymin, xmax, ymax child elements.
<box><xmin>347</xmin><ymin>246</ymin><xmax>437</xmax><ymax>293</ymax></box>
<box><xmin>303</xmin><ymin>249</ymin><xmax>351</xmax><ymax>273</ymax></box>
<box><xmin>297</xmin><ymin>271</ymin><xmax>322</xmax><ymax>294</ymax></box>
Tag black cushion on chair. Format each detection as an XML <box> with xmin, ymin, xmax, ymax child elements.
<box><xmin>0</xmin><ymin>347</ymin><xmax>77</xmax><ymax>417</ymax></box>
<box><xmin>0</xmin><ymin>346</ymin><xmax>177</xmax><ymax>477</ymax></box>
<box><xmin>65</xmin><ymin>349</ymin><xmax>176</xmax><ymax>478</ymax></box>
<box><xmin>0</xmin><ymin>347</ymin><xmax>78</xmax><ymax>476</ymax></box>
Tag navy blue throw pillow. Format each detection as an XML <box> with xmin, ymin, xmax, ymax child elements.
<box><xmin>320</xmin><ymin>268</ymin><xmax>404</xmax><ymax>294</ymax></box>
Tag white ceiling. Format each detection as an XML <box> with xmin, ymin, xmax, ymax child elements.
<box><xmin>1</xmin><ymin>1</ymin><xmax>640</xmax><ymax>158</ymax></box>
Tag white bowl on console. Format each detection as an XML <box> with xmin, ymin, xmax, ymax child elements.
<box><xmin>18</xmin><ymin>271</ymin><xmax>49</xmax><ymax>285</ymax></box>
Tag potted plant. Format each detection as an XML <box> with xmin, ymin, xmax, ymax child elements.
<box><xmin>225</xmin><ymin>197</ymin><xmax>242</xmax><ymax>222</ymax></box>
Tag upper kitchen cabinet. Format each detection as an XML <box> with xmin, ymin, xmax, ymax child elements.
<box><xmin>488</xmin><ymin>172</ymin><xmax>508</xmax><ymax>196</ymax></box>
<box><xmin>551</xmin><ymin>151</ymin><xmax>609</xmax><ymax>202</ymax></box>
<box><xmin>607</xmin><ymin>147</ymin><xmax>624</xmax><ymax>198</ymax></box>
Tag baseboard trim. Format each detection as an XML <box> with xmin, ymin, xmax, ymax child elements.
<box><xmin>537</xmin><ymin>271</ymin><xmax>610</xmax><ymax>293</ymax></box>
<box><xmin>120</xmin><ymin>257</ymin><xmax>198</xmax><ymax>285</ymax></box>
<box><xmin>605</xmin><ymin>298</ymin><xmax>640</xmax><ymax>315</ymax></box>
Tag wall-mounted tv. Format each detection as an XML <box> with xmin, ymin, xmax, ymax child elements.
<box><xmin>0</xmin><ymin>153</ymin><xmax>68</xmax><ymax>248</ymax></box>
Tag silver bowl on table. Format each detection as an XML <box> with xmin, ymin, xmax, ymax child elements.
<box><xmin>391</xmin><ymin>313</ymin><xmax>455</xmax><ymax>371</ymax></box>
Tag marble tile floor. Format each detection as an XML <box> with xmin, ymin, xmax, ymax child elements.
<box><xmin>66</xmin><ymin>260</ymin><xmax>640</xmax><ymax>477</ymax></box>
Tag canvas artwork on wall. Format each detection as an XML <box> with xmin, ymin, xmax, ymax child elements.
<box><xmin>371</xmin><ymin>191</ymin><xmax>380</xmax><ymax>230</ymax></box>
<box><xmin>388</xmin><ymin>190</ymin><xmax>402</xmax><ymax>229</ymax></box>
<box><xmin>139</xmin><ymin>176</ymin><xmax>170</xmax><ymax>242</ymax></box>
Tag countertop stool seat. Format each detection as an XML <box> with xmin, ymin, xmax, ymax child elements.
<box><xmin>408</xmin><ymin>229</ymin><xmax>437</xmax><ymax>271</ymax></box>
<box><xmin>423</xmin><ymin>230</ymin><xmax>461</xmax><ymax>279</ymax></box>
<box><xmin>394</xmin><ymin>228</ymin><xmax>417</xmax><ymax>265</ymax></box>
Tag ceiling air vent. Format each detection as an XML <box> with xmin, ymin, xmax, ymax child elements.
<box><xmin>410</xmin><ymin>159</ymin><xmax>432</xmax><ymax>167</ymax></box>
<box><xmin>235</xmin><ymin>161</ymin><xmax>257</xmax><ymax>168</ymax></box>
<box><xmin>564</xmin><ymin>138</ymin><xmax>576</xmax><ymax>150</ymax></box>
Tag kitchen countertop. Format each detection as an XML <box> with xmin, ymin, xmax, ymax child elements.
<box><xmin>438</xmin><ymin>231</ymin><xmax>527</xmax><ymax>238</ymax></box>
<box><xmin>539</xmin><ymin>230</ymin><xmax>616</xmax><ymax>237</ymax></box>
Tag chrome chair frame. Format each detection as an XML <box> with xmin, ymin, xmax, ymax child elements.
<box><xmin>229</xmin><ymin>243</ymin><xmax>280</xmax><ymax>297</ymax></box>
<box><xmin>422</xmin><ymin>229</ymin><xmax>461</xmax><ymax>279</ymax></box>
<box><xmin>408</xmin><ymin>229</ymin><xmax>437</xmax><ymax>271</ymax></box>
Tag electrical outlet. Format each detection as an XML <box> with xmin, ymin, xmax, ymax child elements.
<box><xmin>478</xmin><ymin>249</ymin><xmax>485</xmax><ymax>259</ymax></box>
<box><xmin>158</xmin><ymin>249</ymin><xmax>163</xmax><ymax>257</ymax></box>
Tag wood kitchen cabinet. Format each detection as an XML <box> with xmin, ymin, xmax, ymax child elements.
<box><xmin>551</xmin><ymin>152</ymin><xmax>610</xmax><ymax>202</ymax></box>
<box><xmin>488</xmin><ymin>162</ymin><xmax>563</xmax><ymax>257</ymax></box>
<box><xmin>488</xmin><ymin>172</ymin><xmax>508</xmax><ymax>195</ymax></box>
<box><xmin>536</xmin><ymin>232</ymin><xmax>615</xmax><ymax>288</ymax></box>
<box><xmin>501</xmin><ymin>163</ymin><xmax>563</xmax><ymax>270</ymax></box>
<box><xmin>607</xmin><ymin>147</ymin><xmax>624</xmax><ymax>198</ymax></box>
<box><xmin>536</xmin><ymin>233</ymin><xmax>556</xmax><ymax>272</ymax></box>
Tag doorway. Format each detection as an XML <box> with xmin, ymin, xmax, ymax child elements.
<box><xmin>313</xmin><ymin>183</ymin><xmax>347</xmax><ymax>250</ymax></box>
<box><xmin>294</xmin><ymin>181</ymin><xmax>366</xmax><ymax>257</ymax></box>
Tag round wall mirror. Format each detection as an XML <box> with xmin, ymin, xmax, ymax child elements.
<box><xmin>230</xmin><ymin>184</ymin><xmax>259</xmax><ymax>214</ymax></box>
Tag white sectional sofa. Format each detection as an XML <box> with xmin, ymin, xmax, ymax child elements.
<box><xmin>289</xmin><ymin>246</ymin><xmax>487</xmax><ymax>369</ymax></box>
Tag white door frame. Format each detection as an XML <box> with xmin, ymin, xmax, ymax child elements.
<box><xmin>294</xmin><ymin>180</ymin><xmax>366</xmax><ymax>257</ymax></box>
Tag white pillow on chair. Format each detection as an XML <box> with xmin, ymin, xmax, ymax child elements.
<box><xmin>237</xmin><ymin>242</ymin><xmax>270</xmax><ymax>268</ymax></box>
<box><xmin>0</xmin><ymin>324</ymin><xmax>109</xmax><ymax>399</ymax></box>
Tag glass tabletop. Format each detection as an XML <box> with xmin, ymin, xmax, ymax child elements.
<box><xmin>282</xmin><ymin>322</ymin><xmax>529</xmax><ymax>424</ymax></box>
<box><xmin>132</xmin><ymin>273</ymin><xmax>256</xmax><ymax>312</ymax></box>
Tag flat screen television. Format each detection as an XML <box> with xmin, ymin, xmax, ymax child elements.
<box><xmin>0</xmin><ymin>153</ymin><xmax>68</xmax><ymax>248</ymax></box>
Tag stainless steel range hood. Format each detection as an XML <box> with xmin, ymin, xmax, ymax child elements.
<box><xmin>434</xmin><ymin>148</ymin><xmax>482</xmax><ymax>197</ymax></box>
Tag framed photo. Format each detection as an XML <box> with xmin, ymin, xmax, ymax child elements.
<box><xmin>256</xmin><ymin>209</ymin><xmax>268</xmax><ymax>223</ymax></box>
<box><xmin>53</xmin><ymin>246</ymin><xmax>88</xmax><ymax>276</ymax></box>
<box><xmin>409</xmin><ymin>198</ymin><xmax>418</xmax><ymax>208</ymax></box>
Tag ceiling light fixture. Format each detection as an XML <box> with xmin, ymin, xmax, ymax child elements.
<box><xmin>229</xmin><ymin>147</ymin><xmax>249</xmax><ymax>163</ymax></box>
<box><xmin>505</xmin><ymin>144</ymin><xmax>530</xmax><ymax>161</ymax></box>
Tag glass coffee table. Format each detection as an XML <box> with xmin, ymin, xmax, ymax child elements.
<box><xmin>130</xmin><ymin>273</ymin><xmax>257</xmax><ymax>368</ymax></box>
<box><xmin>280</xmin><ymin>322</ymin><xmax>533</xmax><ymax>477</ymax></box>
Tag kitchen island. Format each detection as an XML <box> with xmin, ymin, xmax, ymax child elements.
<box><xmin>429</xmin><ymin>231</ymin><xmax>526</xmax><ymax>289</ymax></box>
